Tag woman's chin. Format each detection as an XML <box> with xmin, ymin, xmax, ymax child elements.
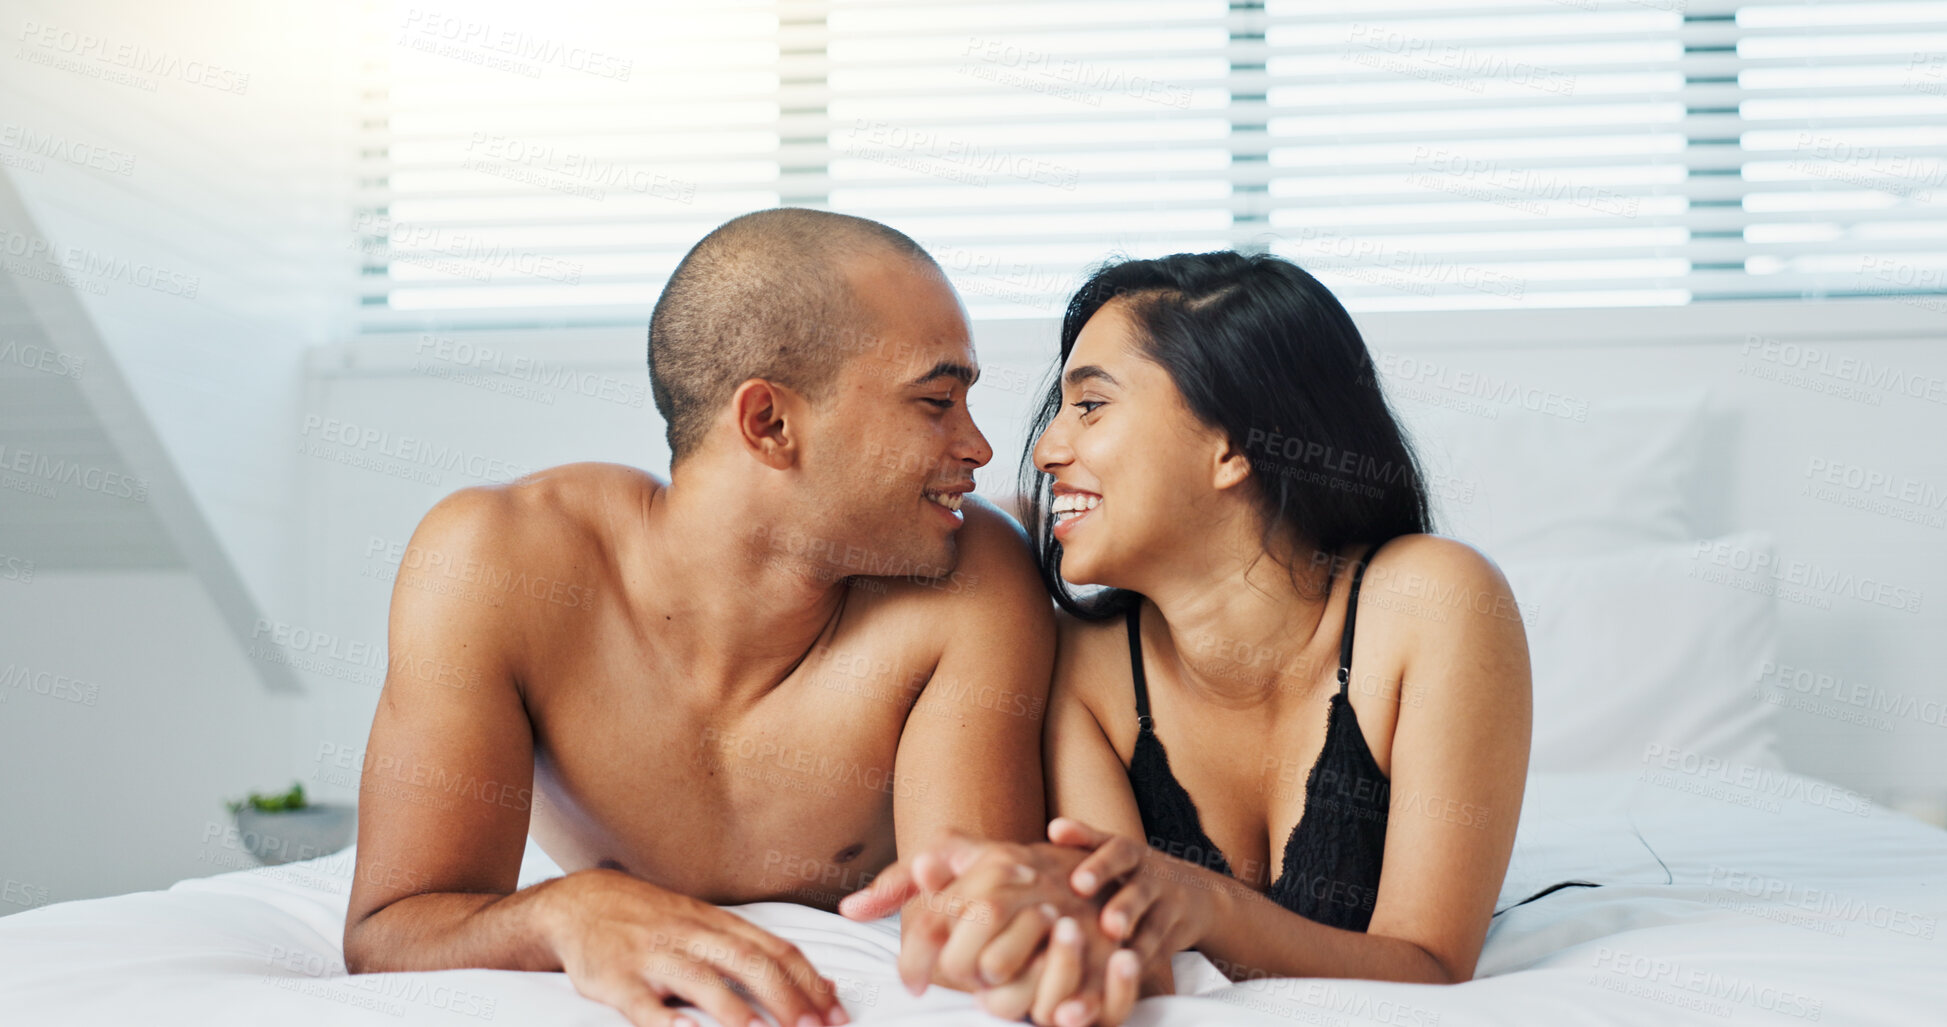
<box><xmin>1058</xmin><ymin>554</ymin><xmax>1111</xmax><ymax>589</ymax></box>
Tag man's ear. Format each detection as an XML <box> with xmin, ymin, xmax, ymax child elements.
<box><xmin>729</xmin><ymin>378</ymin><xmax>805</xmax><ymax>470</ymax></box>
<box><xmin>1212</xmin><ymin>433</ymin><xmax>1252</xmax><ymax>491</ymax></box>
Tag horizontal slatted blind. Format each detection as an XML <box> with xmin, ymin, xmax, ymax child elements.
<box><xmin>355</xmin><ymin>0</ymin><xmax>785</xmax><ymax>328</ymax></box>
<box><xmin>354</xmin><ymin>0</ymin><xmax>1947</xmax><ymax>330</ymax></box>
<box><xmin>1260</xmin><ymin>1</ymin><xmax>1694</xmax><ymax>309</ymax></box>
<box><xmin>823</xmin><ymin>1</ymin><xmax>1236</xmax><ymax>316</ymax></box>
<box><xmin>1733</xmin><ymin>0</ymin><xmax>1947</xmax><ymax>303</ymax></box>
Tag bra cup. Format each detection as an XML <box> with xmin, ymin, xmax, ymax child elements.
<box><xmin>1121</xmin><ymin>540</ymin><xmax>1395</xmax><ymax>931</ymax></box>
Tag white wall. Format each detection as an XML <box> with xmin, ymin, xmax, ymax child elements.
<box><xmin>2</xmin><ymin>0</ymin><xmax>355</xmax><ymax>633</ymax></box>
<box><xmin>0</xmin><ymin>571</ymin><xmax>295</xmax><ymax>915</ymax></box>
<box><xmin>296</xmin><ymin>302</ymin><xmax>1947</xmax><ymax>820</ymax></box>
<box><xmin>0</xmin><ymin>0</ymin><xmax>352</xmax><ymax>908</ymax></box>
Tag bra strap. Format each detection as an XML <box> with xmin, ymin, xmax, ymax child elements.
<box><xmin>1338</xmin><ymin>543</ymin><xmax>1379</xmax><ymax>697</ymax></box>
<box><xmin>1125</xmin><ymin>606</ymin><xmax>1154</xmax><ymax>731</ymax></box>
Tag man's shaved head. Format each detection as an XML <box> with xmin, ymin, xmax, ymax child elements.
<box><xmin>648</xmin><ymin>208</ymin><xmax>944</xmax><ymax>463</ymax></box>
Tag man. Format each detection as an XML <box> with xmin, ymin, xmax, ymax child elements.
<box><xmin>341</xmin><ymin>209</ymin><xmax>1086</xmax><ymax>1027</ymax></box>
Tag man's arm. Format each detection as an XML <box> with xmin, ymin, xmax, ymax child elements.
<box><xmin>342</xmin><ymin>485</ymin><xmax>547</xmax><ymax>971</ymax></box>
<box><xmin>890</xmin><ymin>496</ymin><xmax>1056</xmax><ymax>855</ymax></box>
<box><xmin>847</xmin><ymin>611</ymin><xmax>1161</xmax><ymax>1026</ymax></box>
<box><xmin>848</xmin><ymin>498</ymin><xmax>1057</xmax><ymax>994</ymax></box>
<box><xmin>343</xmin><ymin>487</ymin><xmax>845</xmax><ymax>1027</ymax></box>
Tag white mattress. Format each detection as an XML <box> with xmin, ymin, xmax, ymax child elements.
<box><xmin>3</xmin><ymin>770</ymin><xmax>1942</xmax><ymax>1026</ymax></box>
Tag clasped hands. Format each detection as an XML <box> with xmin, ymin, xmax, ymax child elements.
<box><xmin>838</xmin><ymin>818</ymin><xmax>1219</xmax><ymax>1026</ymax></box>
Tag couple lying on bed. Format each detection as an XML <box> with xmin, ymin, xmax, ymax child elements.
<box><xmin>340</xmin><ymin>208</ymin><xmax>1532</xmax><ymax>1027</ymax></box>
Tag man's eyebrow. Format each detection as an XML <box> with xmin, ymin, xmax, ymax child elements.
<box><xmin>1062</xmin><ymin>364</ymin><xmax>1119</xmax><ymax>389</ymax></box>
<box><xmin>908</xmin><ymin>360</ymin><xmax>979</xmax><ymax>387</ymax></box>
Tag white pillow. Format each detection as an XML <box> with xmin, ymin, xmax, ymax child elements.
<box><xmin>1501</xmin><ymin>531</ymin><xmax>1782</xmax><ymax>774</ymax></box>
<box><xmin>1400</xmin><ymin>388</ymin><xmax>1709</xmax><ymax>560</ymax></box>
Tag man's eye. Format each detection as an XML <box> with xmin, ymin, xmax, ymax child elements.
<box><xmin>924</xmin><ymin>398</ymin><xmax>955</xmax><ymax>410</ymax></box>
<box><xmin>1071</xmin><ymin>400</ymin><xmax>1103</xmax><ymax>416</ymax></box>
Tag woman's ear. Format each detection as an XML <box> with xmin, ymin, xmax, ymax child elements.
<box><xmin>1212</xmin><ymin>435</ymin><xmax>1252</xmax><ymax>491</ymax></box>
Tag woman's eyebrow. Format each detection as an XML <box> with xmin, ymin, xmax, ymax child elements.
<box><xmin>1062</xmin><ymin>364</ymin><xmax>1119</xmax><ymax>389</ymax></box>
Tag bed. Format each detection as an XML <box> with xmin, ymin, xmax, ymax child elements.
<box><xmin>4</xmin><ymin>766</ymin><xmax>1941</xmax><ymax>1026</ymax></box>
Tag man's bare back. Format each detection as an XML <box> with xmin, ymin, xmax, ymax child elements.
<box><xmin>340</xmin><ymin>211</ymin><xmax>1063</xmax><ymax>1027</ymax></box>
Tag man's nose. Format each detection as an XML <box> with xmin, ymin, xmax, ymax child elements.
<box><xmin>959</xmin><ymin>411</ymin><xmax>993</xmax><ymax>469</ymax></box>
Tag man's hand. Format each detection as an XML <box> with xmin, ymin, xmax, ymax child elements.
<box><xmin>546</xmin><ymin>868</ymin><xmax>848</xmax><ymax>1027</ymax></box>
<box><xmin>971</xmin><ymin>818</ymin><xmax>1232</xmax><ymax>1026</ymax></box>
<box><xmin>838</xmin><ymin>832</ymin><xmax>1142</xmax><ymax>1025</ymax></box>
<box><xmin>839</xmin><ymin>832</ymin><xmax>1090</xmax><ymax>991</ymax></box>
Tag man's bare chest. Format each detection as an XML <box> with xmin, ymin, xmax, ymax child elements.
<box><xmin>522</xmin><ymin>617</ymin><xmax>939</xmax><ymax>906</ymax></box>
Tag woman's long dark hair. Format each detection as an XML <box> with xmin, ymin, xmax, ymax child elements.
<box><xmin>1018</xmin><ymin>251</ymin><xmax>1433</xmax><ymax>620</ymax></box>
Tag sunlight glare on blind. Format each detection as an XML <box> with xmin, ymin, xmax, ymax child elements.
<box><xmin>357</xmin><ymin>0</ymin><xmax>1947</xmax><ymax>330</ymax></box>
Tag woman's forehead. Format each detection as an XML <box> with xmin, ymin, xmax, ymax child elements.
<box><xmin>1070</xmin><ymin>301</ymin><xmax>1141</xmax><ymax>362</ymax></box>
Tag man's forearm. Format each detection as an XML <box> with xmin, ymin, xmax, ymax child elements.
<box><xmin>343</xmin><ymin>875</ymin><xmax>570</xmax><ymax>975</ymax></box>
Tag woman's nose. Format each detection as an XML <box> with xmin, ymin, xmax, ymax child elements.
<box><xmin>1033</xmin><ymin>422</ymin><xmax>1069</xmax><ymax>474</ymax></box>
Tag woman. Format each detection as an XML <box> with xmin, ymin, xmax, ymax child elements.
<box><xmin>845</xmin><ymin>251</ymin><xmax>1532</xmax><ymax>1026</ymax></box>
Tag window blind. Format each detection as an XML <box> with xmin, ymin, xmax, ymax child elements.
<box><xmin>354</xmin><ymin>0</ymin><xmax>1947</xmax><ymax>329</ymax></box>
<box><xmin>354</xmin><ymin>0</ymin><xmax>786</xmax><ymax>328</ymax></box>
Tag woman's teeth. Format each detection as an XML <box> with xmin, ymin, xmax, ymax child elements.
<box><xmin>924</xmin><ymin>491</ymin><xmax>963</xmax><ymax>512</ymax></box>
<box><xmin>1052</xmin><ymin>493</ymin><xmax>1100</xmax><ymax>525</ymax></box>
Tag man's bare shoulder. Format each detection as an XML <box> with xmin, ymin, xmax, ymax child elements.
<box><xmin>501</xmin><ymin>460</ymin><xmax>664</xmax><ymax>526</ymax></box>
<box><xmin>422</xmin><ymin>461</ymin><xmax>658</xmax><ymax>549</ymax></box>
<box><xmin>895</xmin><ymin>494</ymin><xmax>1047</xmax><ymax>612</ymax></box>
<box><xmin>402</xmin><ymin>462</ymin><xmax>652</xmax><ymax>621</ymax></box>
<box><xmin>844</xmin><ymin>496</ymin><xmax>1054</xmax><ymax>684</ymax></box>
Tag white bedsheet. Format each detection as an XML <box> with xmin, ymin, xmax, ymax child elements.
<box><xmin>3</xmin><ymin>770</ymin><xmax>1942</xmax><ymax>1026</ymax></box>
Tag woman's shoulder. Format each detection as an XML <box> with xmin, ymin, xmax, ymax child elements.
<box><xmin>1053</xmin><ymin>604</ymin><xmax>1125</xmax><ymax>674</ymax></box>
<box><xmin>1050</xmin><ymin>606</ymin><xmax>1135</xmax><ymax>711</ymax></box>
<box><xmin>1354</xmin><ymin>533</ymin><xmax>1525</xmax><ymax>660</ymax></box>
<box><xmin>1360</xmin><ymin>534</ymin><xmax>1512</xmax><ymax>603</ymax></box>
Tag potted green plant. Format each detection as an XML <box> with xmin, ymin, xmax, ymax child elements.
<box><xmin>226</xmin><ymin>782</ymin><xmax>356</xmax><ymax>866</ymax></box>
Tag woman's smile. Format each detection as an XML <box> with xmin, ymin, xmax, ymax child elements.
<box><xmin>1051</xmin><ymin>489</ymin><xmax>1101</xmax><ymax>542</ymax></box>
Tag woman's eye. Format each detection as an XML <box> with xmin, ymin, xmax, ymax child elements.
<box><xmin>1071</xmin><ymin>400</ymin><xmax>1104</xmax><ymax>416</ymax></box>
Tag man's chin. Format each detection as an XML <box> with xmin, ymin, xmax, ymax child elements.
<box><xmin>904</xmin><ymin>512</ymin><xmax>961</xmax><ymax>568</ymax></box>
<box><xmin>912</xmin><ymin>537</ymin><xmax>959</xmax><ymax>580</ymax></box>
<box><xmin>838</xmin><ymin>532</ymin><xmax>957</xmax><ymax>586</ymax></box>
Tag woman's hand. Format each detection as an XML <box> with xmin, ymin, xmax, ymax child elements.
<box><xmin>1044</xmin><ymin>817</ymin><xmax>1228</xmax><ymax>989</ymax></box>
<box><xmin>836</xmin><ymin>834</ymin><xmax>1096</xmax><ymax>991</ymax></box>
<box><xmin>837</xmin><ymin>834</ymin><xmax>1141</xmax><ymax>1024</ymax></box>
<box><xmin>970</xmin><ymin>912</ymin><xmax>1145</xmax><ymax>1026</ymax></box>
<box><xmin>841</xmin><ymin>823</ymin><xmax>1221</xmax><ymax>1025</ymax></box>
<box><xmin>965</xmin><ymin>817</ymin><xmax>1234</xmax><ymax>1026</ymax></box>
